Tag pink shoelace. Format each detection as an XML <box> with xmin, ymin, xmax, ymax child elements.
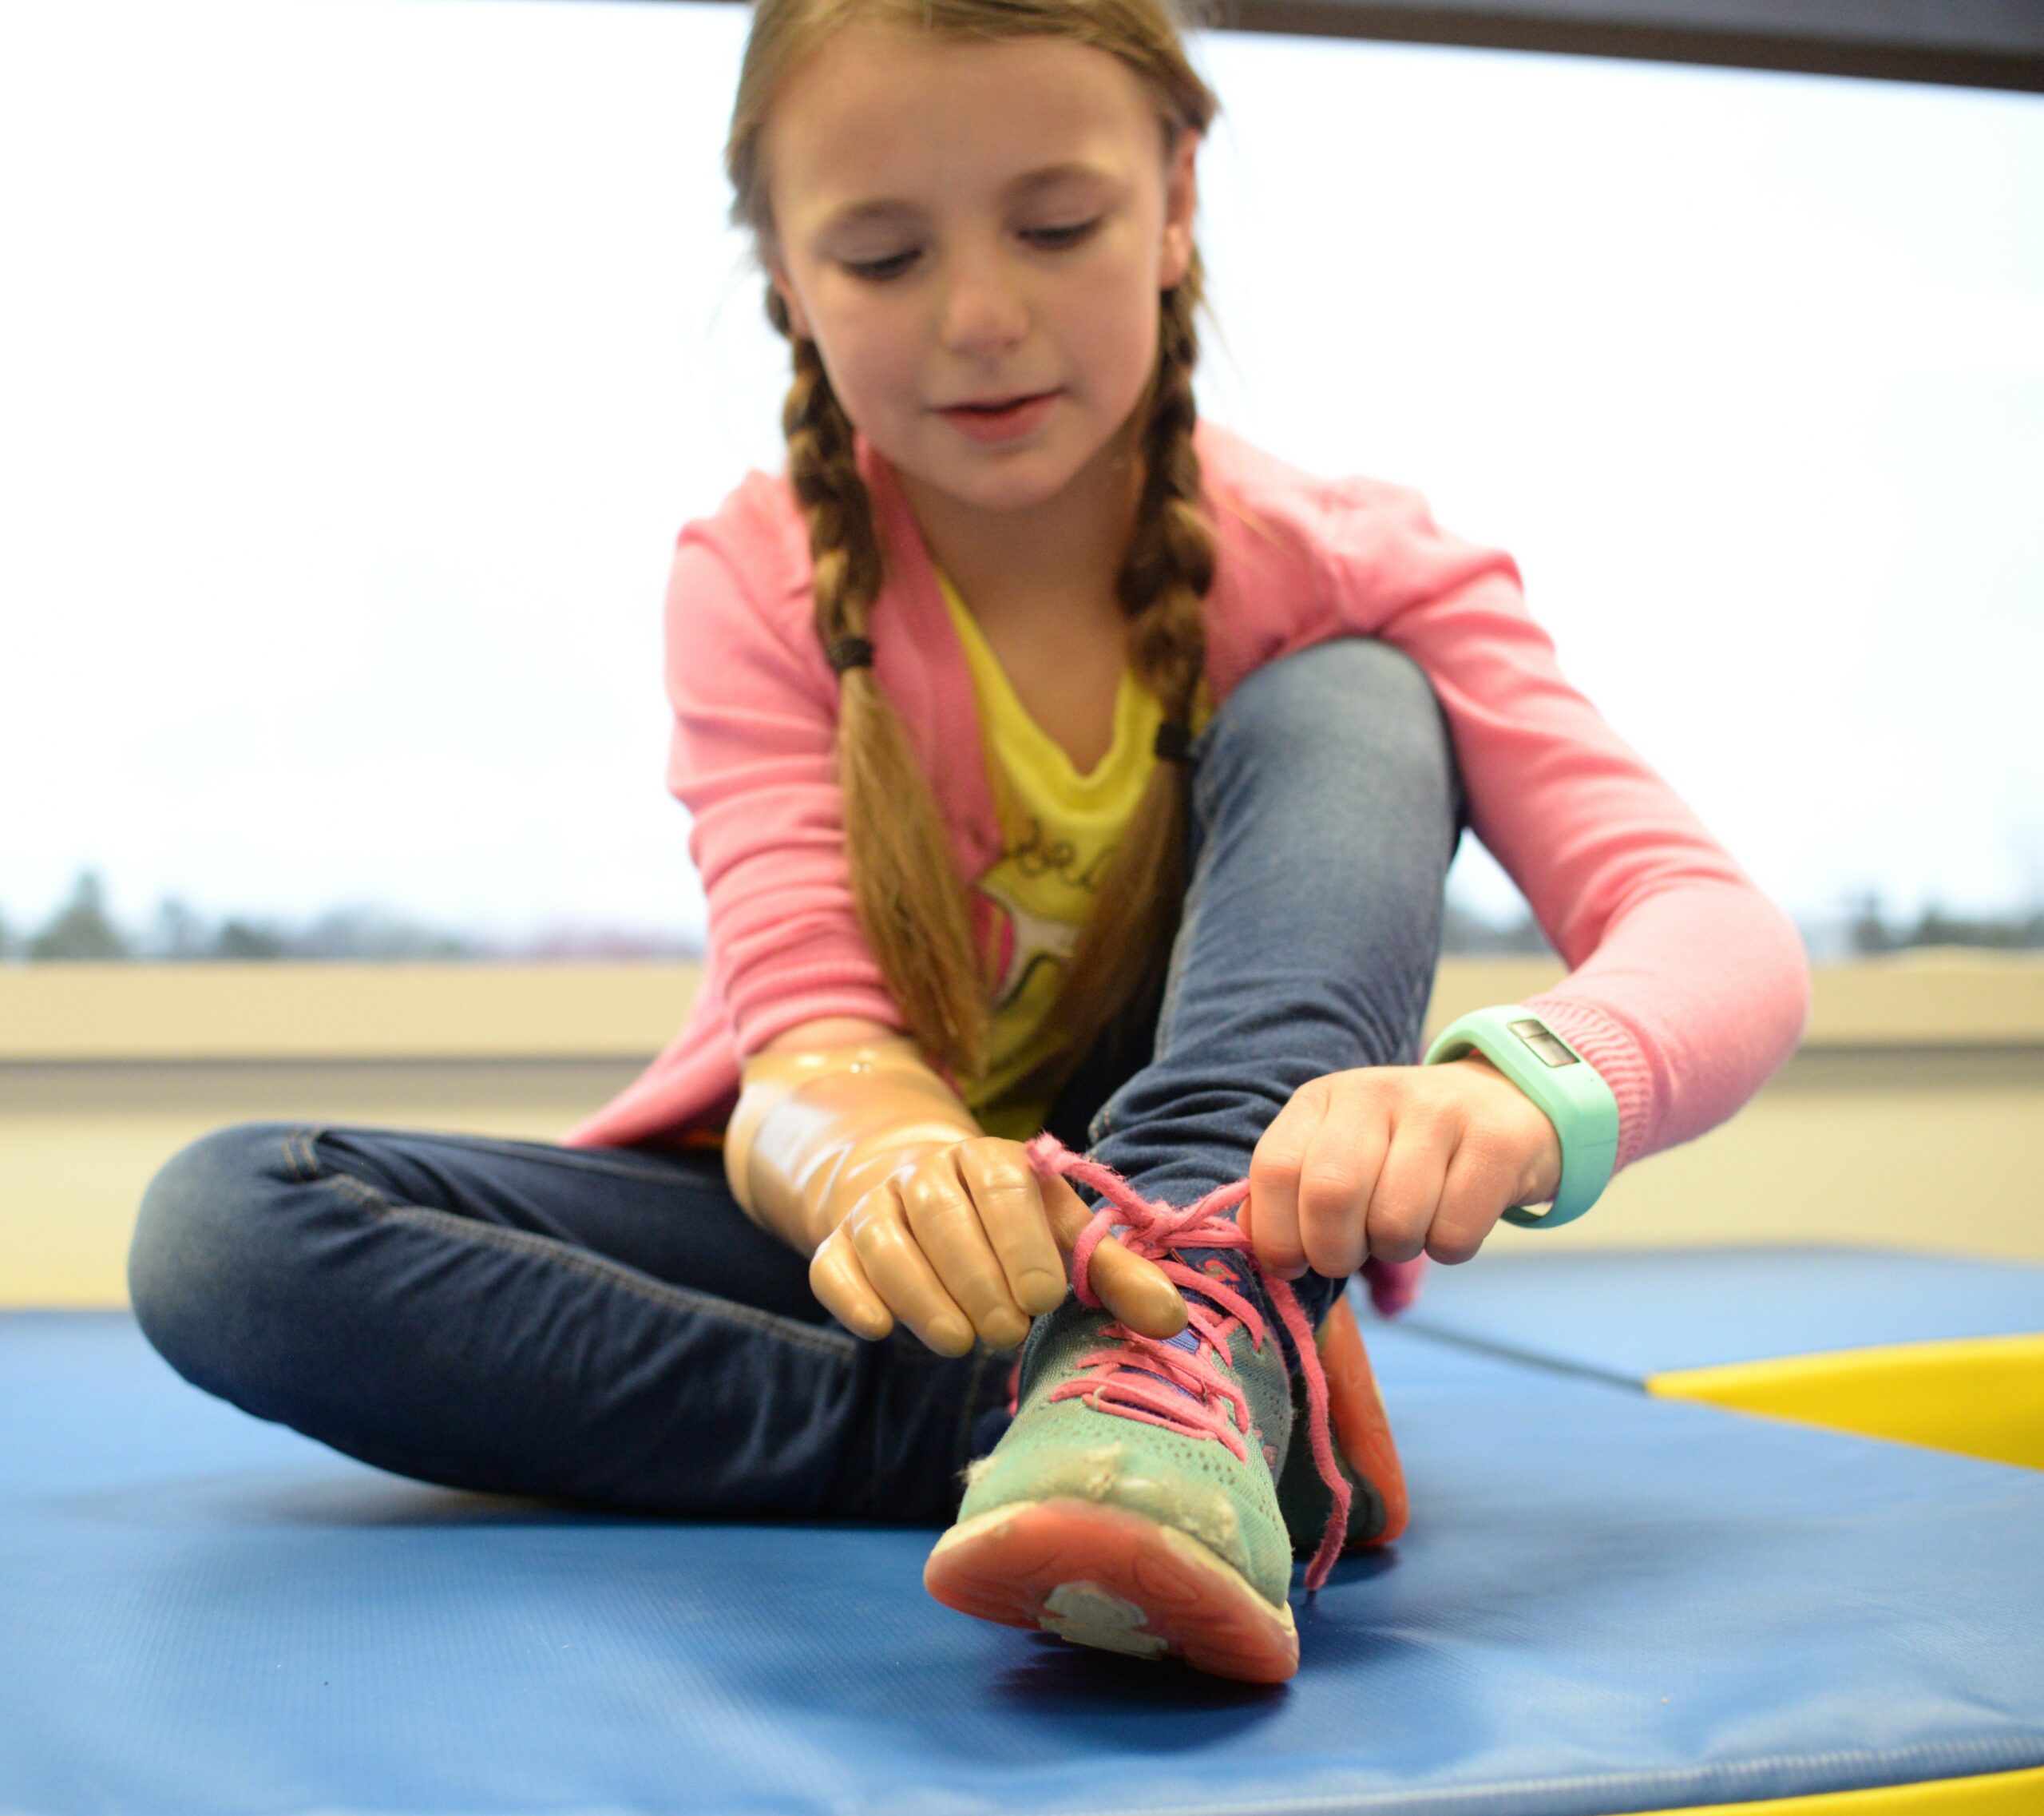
<box><xmin>1021</xmin><ymin>1132</ymin><xmax>1352</xmax><ymax>1595</ymax></box>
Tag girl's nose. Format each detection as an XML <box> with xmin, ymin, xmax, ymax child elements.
<box><xmin>939</xmin><ymin>248</ymin><xmax>1030</xmax><ymax>356</ymax></box>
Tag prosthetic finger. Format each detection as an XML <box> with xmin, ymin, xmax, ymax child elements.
<box><xmin>1039</xmin><ymin>1172</ymin><xmax>1189</xmax><ymax>1339</ymax></box>
<box><xmin>899</xmin><ymin>1152</ymin><xmax>1031</xmax><ymax>1349</ymax></box>
<box><xmin>808</xmin><ymin>1226</ymin><xmax>892</xmax><ymax>1340</ymax></box>
<box><xmin>949</xmin><ymin>1138</ymin><xmax>1068</xmax><ymax>1319</ymax></box>
<box><xmin>846</xmin><ymin>1181</ymin><xmax>977</xmax><ymax>1356</ymax></box>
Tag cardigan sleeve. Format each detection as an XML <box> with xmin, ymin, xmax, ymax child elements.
<box><xmin>662</xmin><ymin>514</ymin><xmax>909</xmax><ymax>1058</ymax></box>
<box><xmin>1308</xmin><ymin>477</ymin><xmax>1812</xmax><ymax>1176</ymax></box>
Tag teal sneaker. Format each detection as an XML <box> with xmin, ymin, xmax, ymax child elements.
<box><xmin>923</xmin><ymin>1136</ymin><xmax>1352</xmax><ymax>1683</ymax></box>
<box><xmin>1272</xmin><ymin>1288</ymin><xmax>1409</xmax><ymax>1556</ymax></box>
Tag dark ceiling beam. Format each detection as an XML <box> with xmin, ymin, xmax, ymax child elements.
<box><xmin>1208</xmin><ymin>0</ymin><xmax>2044</xmax><ymax>92</ymax></box>
<box><xmin>667</xmin><ymin>0</ymin><xmax>2044</xmax><ymax>93</ymax></box>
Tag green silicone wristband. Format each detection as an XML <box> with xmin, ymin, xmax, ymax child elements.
<box><xmin>1422</xmin><ymin>1005</ymin><xmax>1619</xmax><ymax>1228</ymax></box>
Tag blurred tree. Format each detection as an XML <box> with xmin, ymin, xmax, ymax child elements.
<box><xmin>1907</xmin><ymin>900</ymin><xmax>2044</xmax><ymax>950</ymax></box>
<box><xmin>1845</xmin><ymin>890</ymin><xmax>2044</xmax><ymax>954</ymax></box>
<box><xmin>295</xmin><ymin>905</ymin><xmax>472</xmax><ymax>960</ymax></box>
<box><xmin>212</xmin><ymin>918</ymin><xmax>287</xmax><ymax>960</ymax></box>
<box><xmin>26</xmin><ymin>871</ymin><xmax>131</xmax><ymax>960</ymax></box>
<box><xmin>149</xmin><ymin>897</ymin><xmax>213</xmax><ymax>960</ymax></box>
<box><xmin>1848</xmin><ymin>890</ymin><xmax>1894</xmax><ymax>955</ymax></box>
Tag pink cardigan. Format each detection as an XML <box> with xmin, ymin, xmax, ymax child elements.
<box><xmin>564</xmin><ymin>417</ymin><xmax>1811</xmax><ymax>1183</ymax></box>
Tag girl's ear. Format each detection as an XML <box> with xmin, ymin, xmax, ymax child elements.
<box><xmin>1159</xmin><ymin>127</ymin><xmax>1202</xmax><ymax>292</ymax></box>
<box><xmin>769</xmin><ymin>254</ymin><xmax>818</xmax><ymax>343</ymax></box>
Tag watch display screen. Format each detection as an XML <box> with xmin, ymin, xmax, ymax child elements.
<box><xmin>1509</xmin><ymin>1017</ymin><xmax>1579</xmax><ymax>1068</ymax></box>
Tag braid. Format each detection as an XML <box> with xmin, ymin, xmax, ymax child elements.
<box><xmin>769</xmin><ymin>286</ymin><xmax>991</xmax><ymax>1083</ymax></box>
<box><xmin>1038</xmin><ymin>256</ymin><xmax>1218</xmax><ymax>1072</ymax></box>
<box><xmin>1120</xmin><ymin>265</ymin><xmax>1214</xmax><ymax>711</ymax></box>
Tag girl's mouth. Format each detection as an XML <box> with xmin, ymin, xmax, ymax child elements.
<box><xmin>939</xmin><ymin>391</ymin><xmax>1060</xmax><ymax>443</ymax></box>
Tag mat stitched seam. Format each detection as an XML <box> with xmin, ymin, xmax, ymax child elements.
<box><xmin>1395</xmin><ymin>1320</ymin><xmax>1647</xmax><ymax>1393</ymax></box>
<box><xmin>282</xmin><ymin>1127</ymin><xmax>859</xmax><ymax>1360</ymax></box>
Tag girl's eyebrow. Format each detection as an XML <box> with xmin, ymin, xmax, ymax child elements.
<box><xmin>817</xmin><ymin>161</ymin><xmax>1113</xmax><ymax>235</ymax></box>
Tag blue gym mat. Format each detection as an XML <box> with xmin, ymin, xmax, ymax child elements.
<box><xmin>1398</xmin><ymin>1246</ymin><xmax>2044</xmax><ymax>1383</ymax></box>
<box><xmin>5</xmin><ymin>1302</ymin><xmax>2044</xmax><ymax>1816</ymax></box>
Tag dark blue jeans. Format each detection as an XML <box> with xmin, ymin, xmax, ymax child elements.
<box><xmin>128</xmin><ymin>636</ymin><xmax>1467</xmax><ymax>1526</ymax></box>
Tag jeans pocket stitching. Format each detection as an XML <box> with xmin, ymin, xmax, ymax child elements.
<box><xmin>284</xmin><ymin>1126</ymin><xmax>326</xmax><ymax>1185</ymax></box>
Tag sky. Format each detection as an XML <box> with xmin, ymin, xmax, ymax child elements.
<box><xmin>2</xmin><ymin>0</ymin><xmax>2041</xmax><ymax>953</ymax></box>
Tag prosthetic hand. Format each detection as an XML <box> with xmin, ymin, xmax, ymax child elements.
<box><xmin>723</xmin><ymin>1035</ymin><xmax>1188</xmax><ymax>1354</ymax></box>
<box><xmin>723</xmin><ymin>1035</ymin><xmax>978</xmax><ymax>1260</ymax></box>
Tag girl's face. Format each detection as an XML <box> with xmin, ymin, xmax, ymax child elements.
<box><xmin>761</xmin><ymin>25</ymin><xmax>1199</xmax><ymax>521</ymax></box>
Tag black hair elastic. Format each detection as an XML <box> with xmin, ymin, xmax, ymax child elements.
<box><xmin>825</xmin><ymin>634</ymin><xmax>875</xmax><ymax>674</ymax></box>
<box><xmin>1153</xmin><ymin>720</ymin><xmax>1194</xmax><ymax>763</ymax></box>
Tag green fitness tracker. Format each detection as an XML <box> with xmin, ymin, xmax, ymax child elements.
<box><xmin>1422</xmin><ymin>1005</ymin><xmax>1619</xmax><ymax>1229</ymax></box>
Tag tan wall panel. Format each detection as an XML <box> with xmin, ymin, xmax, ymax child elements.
<box><xmin>5</xmin><ymin>957</ymin><xmax>2042</xmax><ymax>1306</ymax></box>
<box><xmin>1485</xmin><ymin>1048</ymin><xmax>2044</xmax><ymax>1262</ymax></box>
<box><xmin>0</xmin><ymin>1061</ymin><xmax>646</xmax><ymax>1308</ymax></box>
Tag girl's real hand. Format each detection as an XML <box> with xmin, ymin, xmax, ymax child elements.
<box><xmin>809</xmin><ymin>1136</ymin><xmax>1190</xmax><ymax>1356</ymax></box>
<box><xmin>1242</xmin><ymin>1054</ymin><xmax>1564</xmax><ymax>1277</ymax></box>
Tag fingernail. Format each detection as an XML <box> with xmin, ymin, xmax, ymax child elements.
<box><xmin>1020</xmin><ymin>1269</ymin><xmax>1065</xmax><ymax>1311</ymax></box>
<box><xmin>1136</xmin><ymin>1288</ymin><xmax>1180</xmax><ymax>1326</ymax></box>
<box><xmin>986</xmin><ymin>1310</ymin><xmax>1029</xmax><ymax>1349</ymax></box>
<box><xmin>931</xmin><ymin>1317</ymin><xmax>974</xmax><ymax>1354</ymax></box>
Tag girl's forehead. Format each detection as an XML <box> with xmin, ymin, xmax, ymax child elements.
<box><xmin>767</xmin><ymin>26</ymin><xmax>1158</xmax><ymax>217</ymax></box>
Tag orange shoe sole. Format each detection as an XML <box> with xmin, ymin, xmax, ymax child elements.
<box><xmin>925</xmin><ymin>1497</ymin><xmax>1300</xmax><ymax>1683</ymax></box>
<box><xmin>1320</xmin><ymin>1293</ymin><xmax>1410</xmax><ymax>1546</ymax></box>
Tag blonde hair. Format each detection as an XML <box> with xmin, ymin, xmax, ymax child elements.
<box><xmin>725</xmin><ymin>0</ymin><xmax>1225</xmax><ymax>1091</ymax></box>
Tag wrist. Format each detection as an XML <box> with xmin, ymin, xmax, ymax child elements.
<box><xmin>1424</xmin><ymin>1006</ymin><xmax>1618</xmax><ymax>1228</ymax></box>
<box><xmin>724</xmin><ymin>1040</ymin><xmax>980</xmax><ymax>1253</ymax></box>
<box><xmin>1452</xmin><ymin>1053</ymin><xmax>1564</xmax><ymax>1205</ymax></box>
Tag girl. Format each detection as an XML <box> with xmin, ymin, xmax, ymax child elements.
<box><xmin>128</xmin><ymin>0</ymin><xmax>1811</xmax><ymax>1686</ymax></box>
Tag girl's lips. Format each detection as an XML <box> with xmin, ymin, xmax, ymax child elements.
<box><xmin>938</xmin><ymin>391</ymin><xmax>1060</xmax><ymax>444</ymax></box>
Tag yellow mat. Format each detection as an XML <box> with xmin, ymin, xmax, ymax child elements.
<box><xmin>1649</xmin><ymin>1334</ymin><xmax>2044</xmax><ymax>1470</ymax></box>
<box><xmin>1629</xmin><ymin>1764</ymin><xmax>2044</xmax><ymax>1813</ymax></box>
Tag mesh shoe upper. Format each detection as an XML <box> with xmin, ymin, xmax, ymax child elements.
<box><xmin>953</xmin><ymin>1134</ymin><xmax>1354</xmax><ymax>1597</ymax></box>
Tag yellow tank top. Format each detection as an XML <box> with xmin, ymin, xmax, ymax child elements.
<box><xmin>937</xmin><ymin>568</ymin><xmax>1213</xmax><ymax>1142</ymax></box>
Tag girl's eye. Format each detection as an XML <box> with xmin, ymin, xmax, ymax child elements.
<box><xmin>843</xmin><ymin>252</ymin><xmax>917</xmax><ymax>281</ymax></box>
<box><xmin>843</xmin><ymin>220</ymin><xmax>1100</xmax><ymax>283</ymax></box>
<box><xmin>1028</xmin><ymin>220</ymin><xmax>1100</xmax><ymax>250</ymax></box>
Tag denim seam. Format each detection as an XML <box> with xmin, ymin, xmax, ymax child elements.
<box><xmin>284</xmin><ymin>1128</ymin><xmax>858</xmax><ymax>1361</ymax></box>
<box><xmin>1155</xmin><ymin>724</ymin><xmax>1222</xmax><ymax>1057</ymax></box>
<box><xmin>1152</xmin><ymin>866</ymin><xmax>1205</xmax><ymax>1058</ymax></box>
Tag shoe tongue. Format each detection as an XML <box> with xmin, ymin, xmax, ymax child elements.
<box><xmin>1119</xmin><ymin>1246</ymin><xmax>1253</xmax><ymax>1404</ymax></box>
<box><xmin>1083</xmin><ymin>1208</ymin><xmax>1265</xmax><ymax>1400</ymax></box>
<box><xmin>1124</xmin><ymin>1322</ymin><xmax>1202</xmax><ymax>1405</ymax></box>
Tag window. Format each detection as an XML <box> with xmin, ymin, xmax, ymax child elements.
<box><xmin>4</xmin><ymin>1</ymin><xmax>2038</xmax><ymax>960</ymax></box>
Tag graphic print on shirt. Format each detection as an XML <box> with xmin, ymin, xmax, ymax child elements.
<box><xmin>972</xmin><ymin>849</ymin><xmax>1101</xmax><ymax>1010</ymax></box>
<box><xmin>971</xmin><ymin>816</ymin><xmax>1118</xmax><ymax>1009</ymax></box>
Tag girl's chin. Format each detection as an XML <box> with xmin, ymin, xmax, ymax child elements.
<box><xmin>895</xmin><ymin>432</ymin><xmax>1083</xmax><ymax>498</ymax></box>
<box><xmin>921</xmin><ymin>456</ymin><xmax>1088</xmax><ymax>507</ymax></box>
